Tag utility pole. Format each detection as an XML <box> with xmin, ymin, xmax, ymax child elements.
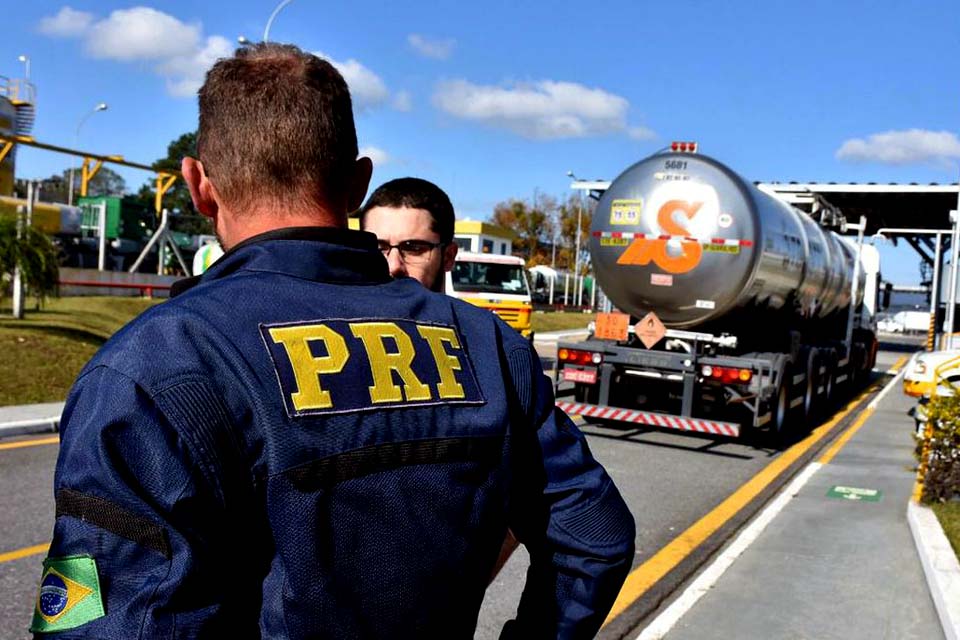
<box><xmin>12</xmin><ymin>182</ymin><xmax>35</xmax><ymax>318</ymax></box>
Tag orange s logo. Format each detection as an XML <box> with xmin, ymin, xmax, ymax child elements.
<box><xmin>617</xmin><ymin>200</ymin><xmax>703</xmax><ymax>274</ymax></box>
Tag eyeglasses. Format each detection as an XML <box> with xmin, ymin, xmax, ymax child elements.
<box><xmin>377</xmin><ymin>240</ymin><xmax>444</xmax><ymax>264</ymax></box>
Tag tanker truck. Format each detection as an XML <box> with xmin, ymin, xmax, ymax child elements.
<box><xmin>554</xmin><ymin>147</ymin><xmax>880</xmax><ymax>442</ymax></box>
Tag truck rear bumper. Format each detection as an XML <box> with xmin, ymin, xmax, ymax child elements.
<box><xmin>556</xmin><ymin>400</ymin><xmax>741</xmax><ymax>438</ymax></box>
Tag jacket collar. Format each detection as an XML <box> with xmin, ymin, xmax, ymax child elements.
<box><xmin>171</xmin><ymin>226</ymin><xmax>390</xmax><ymax>297</ymax></box>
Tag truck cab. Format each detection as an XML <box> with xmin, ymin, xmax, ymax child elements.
<box><xmin>446</xmin><ymin>251</ymin><xmax>534</xmax><ymax>339</ymax></box>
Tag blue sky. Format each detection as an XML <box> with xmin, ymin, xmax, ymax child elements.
<box><xmin>3</xmin><ymin>0</ymin><xmax>959</xmax><ymax>284</ymax></box>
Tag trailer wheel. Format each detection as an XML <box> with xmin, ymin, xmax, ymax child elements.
<box><xmin>822</xmin><ymin>350</ymin><xmax>837</xmax><ymax>407</ymax></box>
<box><xmin>802</xmin><ymin>349</ymin><xmax>820</xmax><ymax>425</ymax></box>
<box><xmin>768</xmin><ymin>365</ymin><xmax>792</xmax><ymax>448</ymax></box>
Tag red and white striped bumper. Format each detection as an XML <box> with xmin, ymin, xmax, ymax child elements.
<box><xmin>556</xmin><ymin>401</ymin><xmax>741</xmax><ymax>438</ymax></box>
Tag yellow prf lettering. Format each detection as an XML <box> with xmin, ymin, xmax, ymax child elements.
<box><xmin>269</xmin><ymin>324</ymin><xmax>349</xmax><ymax>411</ymax></box>
<box><xmin>350</xmin><ymin>322</ymin><xmax>432</xmax><ymax>403</ymax></box>
<box><xmin>417</xmin><ymin>325</ymin><xmax>466</xmax><ymax>399</ymax></box>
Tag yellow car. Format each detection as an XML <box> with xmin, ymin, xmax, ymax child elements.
<box><xmin>903</xmin><ymin>349</ymin><xmax>960</xmax><ymax>398</ymax></box>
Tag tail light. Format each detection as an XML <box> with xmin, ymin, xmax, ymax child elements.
<box><xmin>559</xmin><ymin>348</ymin><xmax>603</xmax><ymax>365</ymax></box>
<box><xmin>701</xmin><ymin>365</ymin><xmax>752</xmax><ymax>384</ymax></box>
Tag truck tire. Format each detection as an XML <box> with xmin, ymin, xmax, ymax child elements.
<box><xmin>801</xmin><ymin>348</ymin><xmax>821</xmax><ymax>426</ymax></box>
<box><xmin>822</xmin><ymin>349</ymin><xmax>837</xmax><ymax>408</ymax></box>
<box><xmin>768</xmin><ymin>364</ymin><xmax>793</xmax><ymax>448</ymax></box>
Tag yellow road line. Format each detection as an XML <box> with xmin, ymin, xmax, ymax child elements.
<box><xmin>604</xmin><ymin>384</ymin><xmax>876</xmax><ymax>624</ymax></box>
<box><xmin>818</xmin><ymin>356</ymin><xmax>907</xmax><ymax>465</ymax></box>
<box><xmin>0</xmin><ymin>436</ymin><xmax>59</xmax><ymax>451</ymax></box>
<box><xmin>0</xmin><ymin>543</ymin><xmax>47</xmax><ymax>564</ymax></box>
<box><xmin>818</xmin><ymin>406</ymin><xmax>874</xmax><ymax>465</ymax></box>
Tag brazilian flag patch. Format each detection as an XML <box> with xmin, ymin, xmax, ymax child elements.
<box><xmin>31</xmin><ymin>556</ymin><xmax>105</xmax><ymax>633</ymax></box>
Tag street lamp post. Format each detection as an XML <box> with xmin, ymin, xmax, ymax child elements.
<box><xmin>17</xmin><ymin>55</ymin><xmax>29</xmax><ymax>81</ymax></box>
<box><xmin>567</xmin><ymin>171</ymin><xmax>584</xmax><ymax>307</ymax></box>
<box><xmin>264</xmin><ymin>0</ymin><xmax>295</xmax><ymax>42</ymax></box>
<box><xmin>68</xmin><ymin>103</ymin><xmax>108</xmax><ymax>206</ymax></box>
<box><xmin>238</xmin><ymin>0</ymin><xmax>295</xmax><ymax>46</ymax></box>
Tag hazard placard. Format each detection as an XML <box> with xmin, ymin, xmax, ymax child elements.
<box><xmin>636</xmin><ymin>312</ymin><xmax>666</xmax><ymax>349</ymax></box>
<box><xmin>594</xmin><ymin>312</ymin><xmax>630</xmax><ymax>341</ymax></box>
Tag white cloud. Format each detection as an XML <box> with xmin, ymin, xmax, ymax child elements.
<box><xmin>407</xmin><ymin>34</ymin><xmax>455</xmax><ymax>60</ymax></box>
<box><xmin>160</xmin><ymin>36</ymin><xmax>234</xmax><ymax>98</ymax></box>
<box><xmin>836</xmin><ymin>129</ymin><xmax>960</xmax><ymax>165</ymax></box>
<box><xmin>359</xmin><ymin>145</ymin><xmax>390</xmax><ymax>167</ymax></box>
<box><xmin>432</xmin><ymin>79</ymin><xmax>653</xmax><ymax>141</ymax></box>
<box><xmin>38</xmin><ymin>6</ymin><xmax>94</xmax><ymax>37</ymax></box>
<box><xmin>628</xmin><ymin>126</ymin><xmax>656</xmax><ymax>141</ymax></box>
<box><xmin>315</xmin><ymin>51</ymin><xmax>389</xmax><ymax>110</ymax></box>
<box><xmin>392</xmin><ymin>90</ymin><xmax>413</xmax><ymax>112</ymax></box>
<box><xmin>37</xmin><ymin>6</ymin><xmax>230</xmax><ymax>98</ymax></box>
<box><xmin>85</xmin><ymin>7</ymin><xmax>200</xmax><ymax>61</ymax></box>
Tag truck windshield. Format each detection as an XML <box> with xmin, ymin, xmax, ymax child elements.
<box><xmin>451</xmin><ymin>261</ymin><xmax>529</xmax><ymax>295</ymax></box>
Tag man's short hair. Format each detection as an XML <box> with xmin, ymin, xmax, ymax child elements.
<box><xmin>359</xmin><ymin>178</ymin><xmax>455</xmax><ymax>244</ymax></box>
<box><xmin>197</xmin><ymin>43</ymin><xmax>358</xmax><ymax>212</ymax></box>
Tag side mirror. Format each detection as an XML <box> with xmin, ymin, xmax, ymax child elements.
<box><xmin>882</xmin><ymin>282</ymin><xmax>892</xmax><ymax>310</ymax></box>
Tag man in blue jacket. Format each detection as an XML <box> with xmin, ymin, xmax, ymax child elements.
<box><xmin>33</xmin><ymin>43</ymin><xmax>634</xmax><ymax>639</ymax></box>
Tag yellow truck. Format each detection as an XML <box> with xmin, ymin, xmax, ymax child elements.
<box><xmin>446</xmin><ymin>251</ymin><xmax>534</xmax><ymax>340</ymax></box>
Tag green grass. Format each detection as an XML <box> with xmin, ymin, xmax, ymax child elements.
<box><xmin>0</xmin><ymin>327</ymin><xmax>103</xmax><ymax>405</ymax></box>
<box><xmin>0</xmin><ymin>296</ymin><xmax>163</xmax><ymax>340</ymax></box>
<box><xmin>532</xmin><ymin>311</ymin><xmax>596</xmax><ymax>333</ymax></box>
<box><xmin>0</xmin><ymin>296</ymin><xmax>164</xmax><ymax>405</ymax></box>
<box><xmin>932</xmin><ymin>501</ymin><xmax>960</xmax><ymax>560</ymax></box>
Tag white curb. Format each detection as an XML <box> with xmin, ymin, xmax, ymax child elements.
<box><xmin>908</xmin><ymin>500</ymin><xmax>960</xmax><ymax>640</ymax></box>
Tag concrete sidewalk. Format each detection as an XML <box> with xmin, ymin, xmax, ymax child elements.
<box><xmin>0</xmin><ymin>402</ymin><xmax>64</xmax><ymax>438</ymax></box>
<box><xmin>642</xmin><ymin>382</ymin><xmax>949</xmax><ymax>640</ymax></box>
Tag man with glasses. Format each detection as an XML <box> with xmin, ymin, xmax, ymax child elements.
<box><xmin>358</xmin><ymin>177</ymin><xmax>458</xmax><ymax>293</ymax></box>
<box><xmin>360</xmin><ymin>178</ymin><xmax>529</xmax><ymax>579</ymax></box>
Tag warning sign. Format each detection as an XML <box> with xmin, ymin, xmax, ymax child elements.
<box><xmin>610</xmin><ymin>199</ymin><xmax>642</xmax><ymax>225</ymax></box>
<box><xmin>600</xmin><ymin>237</ymin><xmax>630</xmax><ymax>247</ymax></box>
<box><xmin>704</xmin><ymin>243</ymin><xmax>740</xmax><ymax>254</ymax></box>
<box><xmin>636</xmin><ymin>312</ymin><xmax>666</xmax><ymax>349</ymax></box>
<box><xmin>595</xmin><ymin>312</ymin><xmax>630</xmax><ymax>341</ymax></box>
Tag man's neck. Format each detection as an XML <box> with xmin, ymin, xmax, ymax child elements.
<box><xmin>219</xmin><ymin>207</ymin><xmax>347</xmax><ymax>250</ymax></box>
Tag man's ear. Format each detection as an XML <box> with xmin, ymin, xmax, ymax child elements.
<box><xmin>442</xmin><ymin>242</ymin><xmax>458</xmax><ymax>272</ymax></box>
<box><xmin>346</xmin><ymin>156</ymin><xmax>373</xmax><ymax>214</ymax></box>
<box><xmin>181</xmin><ymin>157</ymin><xmax>219</xmax><ymax>218</ymax></box>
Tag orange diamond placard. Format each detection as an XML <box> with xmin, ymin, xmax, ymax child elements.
<box><xmin>636</xmin><ymin>312</ymin><xmax>666</xmax><ymax>349</ymax></box>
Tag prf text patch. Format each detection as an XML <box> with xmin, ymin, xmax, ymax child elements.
<box><xmin>261</xmin><ymin>318</ymin><xmax>484</xmax><ymax>417</ymax></box>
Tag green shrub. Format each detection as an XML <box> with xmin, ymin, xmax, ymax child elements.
<box><xmin>916</xmin><ymin>394</ymin><xmax>960</xmax><ymax>503</ymax></box>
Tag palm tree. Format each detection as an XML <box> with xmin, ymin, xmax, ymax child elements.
<box><xmin>0</xmin><ymin>216</ymin><xmax>60</xmax><ymax>315</ymax></box>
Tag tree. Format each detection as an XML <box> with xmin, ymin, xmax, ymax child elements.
<box><xmin>0</xmin><ymin>216</ymin><xmax>61</xmax><ymax>312</ymax></box>
<box><xmin>133</xmin><ymin>132</ymin><xmax>197</xmax><ymax>215</ymax></box>
<box><xmin>491</xmin><ymin>196</ymin><xmax>556</xmax><ymax>266</ymax></box>
<box><xmin>15</xmin><ymin>166</ymin><xmax>127</xmax><ymax>203</ymax></box>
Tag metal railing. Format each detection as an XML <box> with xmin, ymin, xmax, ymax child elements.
<box><xmin>0</xmin><ymin>76</ymin><xmax>36</xmax><ymax>104</ymax></box>
<box><xmin>58</xmin><ymin>279</ymin><xmax>172</xmax><ymax>299</ymax></box>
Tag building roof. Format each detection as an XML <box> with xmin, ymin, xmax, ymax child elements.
<box><xmin>454</xmin><ymin>220</ymin><xmax>517</xmax><ymax>240</ymax></box>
